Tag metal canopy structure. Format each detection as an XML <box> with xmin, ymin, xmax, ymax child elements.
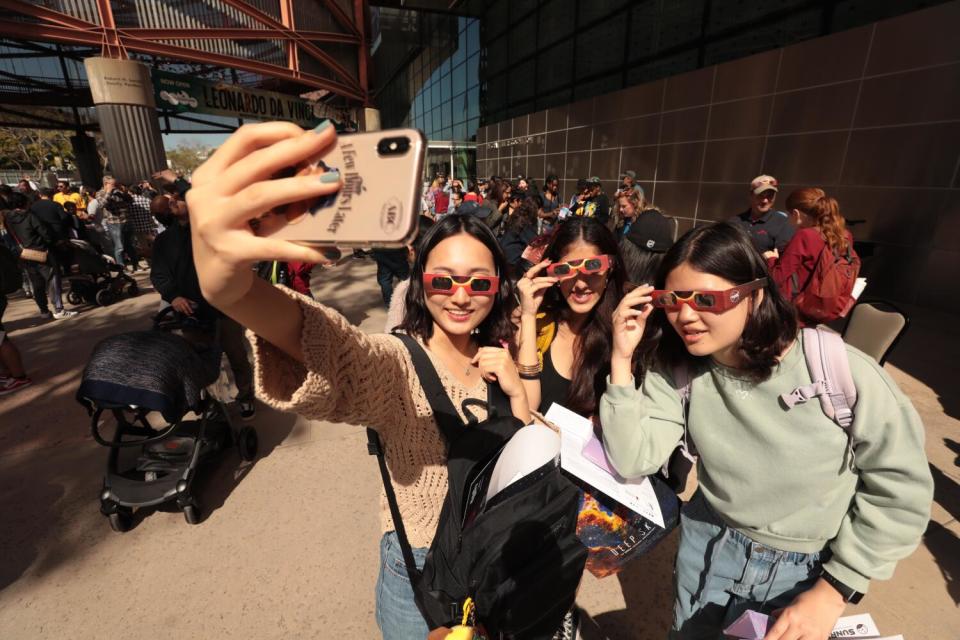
<box><xmin>0</xmin><ymin>0</ymin><xmax>369</xmax><ymax>134</ymax></box>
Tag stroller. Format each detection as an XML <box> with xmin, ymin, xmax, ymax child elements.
<box><xmin>76</xmin><ymin>308</ymin><xmax>258</xmax><ymax>532</ymax></box>
<box><xmin>64</xmin><ymin>239</ymin><xmax>138</xmax><ymax>307</ymax></box>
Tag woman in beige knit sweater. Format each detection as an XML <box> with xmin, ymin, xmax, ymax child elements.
<box><xmin>185</xmin><ymin>122</ymin><xmax>531</xmax><ymax>639</ymax></box>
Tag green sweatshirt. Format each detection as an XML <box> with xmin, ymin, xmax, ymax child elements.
<box><xmin>599</xmin><ymin>334</ymin><xmax>933</xmax><ymax>594</ymax></box>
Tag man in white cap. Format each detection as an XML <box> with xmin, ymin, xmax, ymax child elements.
<box><xmin>729</xmin><ymin>174</ymin><xmax>795</xmax><ymax>254</ymax></box>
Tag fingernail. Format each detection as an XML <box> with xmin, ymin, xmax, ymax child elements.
<box><xmin>319</xmin><ymin>170</ymin><xmax>340</xmax><ymax>183</ymax></box>
<box><xmin>312</xmin><ymin>120</ymin><xmax>332</xmax><ymax>134</ymax></box>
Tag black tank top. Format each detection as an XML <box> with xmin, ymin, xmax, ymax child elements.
<box><xmin>538</xmin><ymin>345</ymin><xmax>571</xmax><ymax>413</ymax></box>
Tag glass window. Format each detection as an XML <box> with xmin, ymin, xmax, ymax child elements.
<box><xmin>431</xmin><ymin>81</ymin><xmax>441</xmax><ymax>110</ymax></box>
<box><xmin>442</xmin><ymin>127</ymin><xmax>453</xmax><ymax>140</ymax></box>
<box><xmin>415</xmin><ymin>92</ymin><xmax>423</xmax><ymax>115</ymax></box>
<box><xmin>537</xmin><ymin>40</ymin><xmax>573</xmax><ymax>93</ymax></box>
<box><xmin>466</xmin><ymin>20</ymin><xmax>479</xmax><ymax>54</ymax></box>
<box><xmin>432</xmin><ymin>109</ymin><xmax>441</xmax><ymax>136</ymax></box>
<box><xmin>452</xmin><ymin>62</ymin><xmax>467</xmax><ymax>97</ymax></box>
<box><xmin>452</xmin><ymin>93</ymin><xmax>467</xmax><ymax>124</ymax></box>
<box><xmin>575</xmin><ymin>18</ymin><xmax>626</xmax><ymax>78</ymax></box>
<box><xmin>467</xmin><ymin>52</ymin><xmax>479</xmax><ymax>89</ymax></box>
<box><xmin>441</xmin><ymin>100</ymin><xmax>451</xmax><ymax>129</ymax></box>
<box><xmin>441</xmin><ymin>72</ymin><xmax>452</xmax><ymax>103</ymax></box>
<box><xmin>422</xmin><ymin>86</ymin><xmax>431</xmax><ymax>112</ymax></box>
<box><xmin>453</xmin><ymin>122</ymin><xmax>467</xmax><ymax>142</ymax></box>
<box><xmin>441</xmin><ymin>56</ymin><xmax>451</xmax><ymax>78</ymax></box>
<box><xmin>452</xmin><ymin>32</ymin><xmax>467</xmax><ymax>67</ymax></box>
<box><xmin>467</xmin><ymin>117</ymin><xmax>480</xmax><ymax>141</ymax></box>
<box><xmin>467</xmin><ymin>86</ymin><xmax>480</xmax><ymax>121</ymax></box>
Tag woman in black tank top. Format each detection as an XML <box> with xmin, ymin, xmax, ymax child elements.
<box><xmin>514</xmin><ymin>218</ymin><xmax>647</xmax><ymax>419</ymax></box>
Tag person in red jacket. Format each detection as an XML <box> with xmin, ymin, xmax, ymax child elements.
<box><xmin>766</xmin><ymin>187</ymin><xmax>855</xmax><ymax>314</ymax></box>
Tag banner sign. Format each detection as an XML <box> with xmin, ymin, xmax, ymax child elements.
<box><xmin>153</xmin><ymin>70</ymin><xmax>322</xmax><ymax>128</ymax></box>
<box><xmin>86</xmin><ymin>57</ymin><xmax>156</xmax><ymax>107</ymax></box>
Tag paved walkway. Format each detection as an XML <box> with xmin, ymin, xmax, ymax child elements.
<box><xmin>0</xmin><ymin>259</ymin><xmax>957</xmax><ymax>639</ymax></box>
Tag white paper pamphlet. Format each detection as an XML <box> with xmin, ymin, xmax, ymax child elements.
<box><xmin>544</xmin><ymin>403</ymin><xmax>665</xmax><ymax>528</ymax></box>
<box><xmin>852</xmin><ymin>277</ymin><xmax>868</xmax><ymax>300</ymax></box>
<box><xmin>829</xmin><ymin>613</ymin><xmax>881</xmax><ymax>638</ymax></box>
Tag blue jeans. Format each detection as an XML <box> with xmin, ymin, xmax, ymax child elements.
<box><xmin>104</xmin><ymin>222</ymin><xmax>124</xmax><ymax>265</ymax></box>
<box><xmin>671</xmin><ymin>492</ymin><xmax>825</xmax><ymax>639</ymax></box>
<box><xmin>375</xmin><ymin>531</ymin><xmax>429</xmax><ymax>640</ymax></box>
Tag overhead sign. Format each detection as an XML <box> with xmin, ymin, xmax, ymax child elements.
<box><xmin>85</xmin><ymin>57</ymin><xmax>156</xmax><ymax>107</ymax></box>
<box><xmin>153</xmin><ymin>70</ymin><xmax>322</xmax><ymax>128</ymax></box>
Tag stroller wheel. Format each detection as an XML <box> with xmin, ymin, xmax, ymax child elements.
<box><xmin>182</xmin><ymin>501</ymin><xmax>202</xmax><ymax>525</ymax></box>
<box><xmin>95</xmin><ymin>288</ymin><xmax>116</xmax><ymax>306</ymax></box>
<box><xmin>67</xmin><ymin>290</ymin><xmax>83</xmax><ymax>306</ymax></box>
<box><xmin>237</xmin><ymin>426</ymin><xmax>258</xmax><ymax>462</ymax></box>
<box><xmin>108</xmin><ymin>508</ymin><xmax>134</xmax><ymax>533</ymax></box>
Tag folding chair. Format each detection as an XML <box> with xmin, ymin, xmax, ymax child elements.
<box><xmin>841</xmin><ymin>299</ymin><xmax>910</xmax><ymax>365</ymax></box>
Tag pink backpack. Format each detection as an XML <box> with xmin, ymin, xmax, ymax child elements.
<box><xmin>663</xmin><ymin>326</ymin><xmax>859</xmax><ymax>489</ymax></box>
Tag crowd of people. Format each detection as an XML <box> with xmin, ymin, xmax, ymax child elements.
<box><xmin>0</xmin><ymin>170</ymin><xmax>258</xmax><ymax>419</ymax></box>
<box><xmin>177</xmin><ymin>122</ymin><xmax>933</xmax><ymax>640</ymax></box>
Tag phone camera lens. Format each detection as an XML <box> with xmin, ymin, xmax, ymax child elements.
<box><xmin>378</xmin><ymin>136</ymin><xmax>410</xmax><ymax>156</ymax></box>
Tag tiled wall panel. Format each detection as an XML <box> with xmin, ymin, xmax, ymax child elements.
<box><xmin>476</xmin><ymin>2</ymin><xmax>960</xmax><ymax>312</ymax></box>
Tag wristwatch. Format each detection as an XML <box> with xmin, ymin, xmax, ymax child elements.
<box><xmin>821</xmin><ymin>570</ymin><xmax>864</xmax><ymax>604</ymax></box>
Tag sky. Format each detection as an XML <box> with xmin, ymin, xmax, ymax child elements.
<box><xmin>162</xmin><ymin>132</ymin><xmax>230</xmax><ymax>150</ymax></box>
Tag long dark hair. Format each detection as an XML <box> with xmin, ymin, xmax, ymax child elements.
<box><xmin>654</xmin><ymin>222</ymin><xmax>797</xmax><ymax>382</ymax></box>
<box><xmin>399</xmin><ymin>214</ymin><xmax>517</xmax><ymax>351</ymax></box>
<box><xmin>541</xmin><ymin>218</ymin><xmax>644</xmax><ymax>416</ymax></box>
<box><xmin>504</xmin><ymin>196</ymin><xmax>539</xmax><ymax>234</ymax></box>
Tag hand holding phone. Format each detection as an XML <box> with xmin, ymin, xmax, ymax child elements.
<box><xmin>255</xmin><ymin>128</ymin><xmax>424</xmax><ymax>249</ymax></box>
<box><xmin>186</xmin><ymin>121</ymin><xmax>345</xmax><ymax>308</ymax></box>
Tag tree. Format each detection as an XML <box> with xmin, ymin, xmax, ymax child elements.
<box><xmin>0</xmin><ymin>127</ymin><xmax>74</xmax><ymax>176</ymax></box>
<box><xmin>165</xmin><ymin>140</ymin><xmax>215</xmax><ymax>174</ymax></box>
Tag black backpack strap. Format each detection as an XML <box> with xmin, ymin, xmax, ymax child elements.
<box><xmin>362</xmin><ymin>332</ymin><xmax>470</xmax><ymax>629</ymax></box>
<box><xmin>365</xmin><ymin>428</ymin><xmax>433</xmax><ymax>623</ymax></box>
<box><xmin>393</xmin><ymin>332</ymin><xmax>465</xmax><ymax>445</ymax></box>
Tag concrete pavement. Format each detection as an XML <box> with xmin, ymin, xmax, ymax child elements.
<box><xmin>0</xmin><ymin>259</ymin><xmax>957</xmax><ymax>639</ymax></box>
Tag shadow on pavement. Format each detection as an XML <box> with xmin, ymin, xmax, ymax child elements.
<box><xmin>591</xmin><ymin>529</ymin><xmax>679</xmax><ymax>639</ymax></box>
<box><xmin>885</xmin><ymin>304</ymin><xmax>960</xmax><ymax>423</ymax></box>
<box><xmin>0</xmin><ymin>271</ymin><xmax>288</xmax><ymax>592</ymax></box>
<box><xmin>927</xmin><ymin>457</ymin><xmax>960</xmax><ymax>606</ymax></box>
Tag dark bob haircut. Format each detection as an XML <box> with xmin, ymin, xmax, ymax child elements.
<box><xmin>399</xmin><ymin>214</ymin><xmax>517</xmax><ymax>351</ymax></box>
<box><xmin>653</xmin><ymin>221</ymin><xmax>797</xmax><ymax>383</ymax></box>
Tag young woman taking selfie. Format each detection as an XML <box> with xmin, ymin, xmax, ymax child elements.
<box><xmin>601</xmin><ymin>222</ymin><xmax>932</xmax><ymax>639</ymax></box>
<box><xmin>186</xmin><ymin>122</ymin><xmax>530</xmax><ymax>639</ymax></box>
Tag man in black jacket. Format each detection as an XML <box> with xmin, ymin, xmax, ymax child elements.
<box><xmin>4</xmin><ymin>192</ymin><xmax>75</xmax><ymax>319</ymax></box>
<box><xmin>150</xmin><ymin>196</ymin><xmax>256</xmax><ymax>420</ymax></box>
<box><xmin>30</xmin><ymin>188</ymin><xmax>72</xmax><ymax>241</ymax></box>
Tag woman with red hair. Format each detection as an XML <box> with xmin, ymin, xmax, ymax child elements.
<box><xmin>766</xmin><ymin>187</ymin><xmax>857</xmax><ymax>324</ymax></box>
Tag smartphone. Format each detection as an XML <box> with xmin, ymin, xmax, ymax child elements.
<box><xmin>257</xmin><ymin>128</ymin><xmax>426</xmax><ymax>249</ymax></box>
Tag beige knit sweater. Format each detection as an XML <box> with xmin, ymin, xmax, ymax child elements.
<box><xmin>250</xmin><ymin>286</ymin><xmax>488</xmax><ymax>549</ymax></box>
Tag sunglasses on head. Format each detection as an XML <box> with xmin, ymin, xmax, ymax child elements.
<box><xmin>423</xmin><ymin>273</ymin><xmax>500</xmax><ymax>296</ymax></box>
<box><xmin>651</xmin><ymin>278</ymin><xmax>767</xmax><ymax>312</ymax></box>
<box><xmin>546</xmin><ymin>255</ymin><xmax>613</xmax><ymax>279</ymax></box>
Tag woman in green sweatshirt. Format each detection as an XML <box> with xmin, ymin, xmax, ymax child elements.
<box><xmin>601</xmin><ymin>222</ymin><xmax>933</xmax><ymax>640</ymax></box>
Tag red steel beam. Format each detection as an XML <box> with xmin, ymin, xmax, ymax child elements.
<box><xmin>318</xmin><ymin>0</ymin><xmax>361</xmax><ymax>37</ymax></box>
<box><xmin>94</xmin><ymin>0</ymin><xmax>121</xmax><ymax>58</ymax></box>
<box><xmin>279</xmin><ymin>0</ymin><xmax>298</xmax><ymax>75</ymax></box>
<box><xmin>0</xmin><ymin>22</ymin><xmax>365</xmax><ymax>102</ymax></box>
<box><xmin>119</xmin><ymin>27</ymin><xmax>359</xmax><ymax>44</ymax></box>
<box><xmin>1</xmin><ymin>0</ymin><xmax>363</xmax><ymax>98</ymax></box>
<box><xmin>215</xmin><ymin>0</ymin><xmax>361</xmax><ymax>91</ymax></box>
<box><xmin>354</xmin><ymin>0</ymin><xmax>370</xmax><ymax>106</ymax></box>
<box><xmin>0</xmin><ymin>0</ymin><xmax>96</xmax><ymax>30</ymax></box>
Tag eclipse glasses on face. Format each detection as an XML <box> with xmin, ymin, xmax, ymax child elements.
<box><xmin>423</xmin><ymin>273</ymin><xmax>500</xmax><ymax>296</ymax></box>
<box><xmin>650</xmin><ymin>278</ymin><xmax>767</xmax><ymax>313</ymax></box>
<box><xmin>546</xmin><ymin>255</ymin><xmax>612</xmax><ymax>279</ymax></box>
